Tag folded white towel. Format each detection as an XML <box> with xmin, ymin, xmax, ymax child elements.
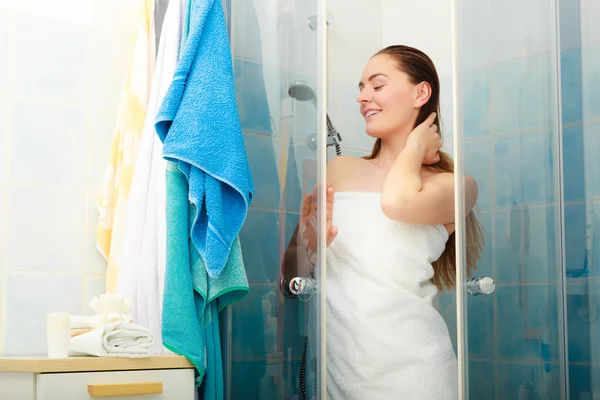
<box><xmin>69</xmin><ymin>321</ymin><xmax>154</xmax><ymax>358</ymax></box>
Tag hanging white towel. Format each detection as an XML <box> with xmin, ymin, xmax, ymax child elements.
<box><xmin>116</xmin><ymin>0</ymin><xmax>183</xmax><ymax>356</ymax></box>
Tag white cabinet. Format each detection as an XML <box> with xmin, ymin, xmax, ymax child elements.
<box><xmin>0</xmin><ymin>356</ymin><xmax>195</xmax><ymax>400</ymax></box>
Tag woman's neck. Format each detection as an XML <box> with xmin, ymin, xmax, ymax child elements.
<box><xmin>373</xmin><ymin>127</ymin><xmax>412</xmax><ymax>169</ymax></box>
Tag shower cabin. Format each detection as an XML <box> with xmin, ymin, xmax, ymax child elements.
<box><xmin>224</xmin><ymin>0</ymin><xmax>599</xmax><ymax>398</ymax></box>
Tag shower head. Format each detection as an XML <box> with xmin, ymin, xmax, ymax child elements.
<box><xmin>288</xmin><ymin>81</ymin><xmax>317</xmax><ymax>106</ymax></box>
<box><xmin>287</xmin><ymin>80</ymin><xmax>343</xmax><ymax>155</ymax></box>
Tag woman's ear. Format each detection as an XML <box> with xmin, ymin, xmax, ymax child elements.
<box><xmin>414</xmin><ymin>82</ymin><xmax>432</xmax><ymax>108</ymax></box>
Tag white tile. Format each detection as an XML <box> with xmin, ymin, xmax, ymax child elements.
<box><xmin>0</xmin><ymin>0</ymin><xmax>92</xmax><ymax>25</ymax></box>
<box><xmin>439</xmin><ymin>74</ymin><xmax>454</xmax><ymax>137</ymax></box>
<box><xmin>88</xmin><ymin>107</ymin><xmax>117</xmax><ymax>189</ymax></box>
<box><xmin>6</xmin><ymin>185</ymin><xmax>85</xmax><ymax>272</ymax></box>
<box><xmin>276</xmin><ymin>0</ymin><xmax>318</xmax><ymax>75</ymax></box>
<box><xmin>490</xmin><ymin>0</ymin><xmax>553</xmax><ymax>63</ymax></box>
<box><xmin>560</xmin><ymin>0</ymin><xmax>580</xmax><ymax>49</ymax></box>
<box><xmin>334</xmin><ymin>81</ymin><xmax>375</xmax><ymax>151</ymax></box>
<box><xmin>0</xmin><ymin>10</ymin><xmax>12</xmax><ymax>95</ymax></box>
<box><xmin>581</xmin><ymin>0</ymin><xmax>600</xmax><ymax>44</ymax></box>
<box><xmin>90</xmin><ymin>29</ymin><xmax>132</xmax><ymax>109</ymax></box>
<box><xmin>0</xmin><ymin>96</ymin><xmax>8</xmax><ymax>182</ymax></box>
<box><xmin>91</xmin><ymin>0</ymin><xmax>139</xmax><ymax>33</ymax></box>
<box><xmin>85</xmin><ymin>190</ymin><xmax>106</xmax><ymax>275</ymax></box>
<box><xmin>232</xmin><ymin>0</ymin><xmax>272</xmax><ymax>64</ymax></box>
<box><xmin>84</xmin><ymin>275</ymin><xmax>105</xmax><ymax>315</ymax></box>
<box><xmin>13</xmin><ymin>12</ymin><xmax>89</xmax><ymax>104</ymax></box>
<box><xmin>0</xmin><ymin>182</ymin><xmax>5</xmax><ymax>271</ymax></box>
<box><xmin>2</xmin><ymin>272</ymin><xmax>83</xmax><ymax>356</ymax></box>
<box><xmin>11</xmin><ymin>100</ymin><xmax>86</xmax><ymax>187</ymax></box>
<box><xmin>327</xmin><ymin>0</ymin><xmax>383</xmax><ymax>84</ymax></box>
<box><xmin>382</xmin><ymin>0</ymin><xmax>453</xmax><ymax>77</ymax></box>
<box><xmin>459</xmin><ymin>0</ymin><xmax>491</xmax><ymax>69</ymax></box>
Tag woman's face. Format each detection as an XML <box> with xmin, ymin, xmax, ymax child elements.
<box><xmin>357</xmin><ymin>54</ymin><xmax>421</xmax><ymax>139</ymax></box>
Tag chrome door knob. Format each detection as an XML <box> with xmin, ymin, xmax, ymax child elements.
<box><xmin>289</xmin><ymin>277</ymin><xmax>317</xmax><ymax>295</ymax></box>
<box><xmin>467</xmin><ymin>277</ymin><xmax>495</xmax><ymax>296</ymax></box>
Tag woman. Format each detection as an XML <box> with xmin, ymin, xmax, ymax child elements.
<box><xmin>281</xmin><ymin>45</ymin><xmax>484</xmax><ymax>399</ymax></box>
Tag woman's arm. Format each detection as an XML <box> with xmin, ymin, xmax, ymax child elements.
<box><xmin>381</xmin><ymin>113</ymin><xmax>478</xmax><ymax>225</ymax></box>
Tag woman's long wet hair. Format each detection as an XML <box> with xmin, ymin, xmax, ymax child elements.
<box><xmin>364</xmin><ymin>45</ymin><xmax>485</xmax><ymax>290</ymax></box>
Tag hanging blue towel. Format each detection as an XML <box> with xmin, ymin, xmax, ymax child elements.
<box><xmin>156</xmin><ymin>0</ymin><xmax>253</xmax><ymax>278</ymax></box>
<box><xmin>162</xmin><ymin>161</ymin><xmax>248</xmax><ymax>391</ymax></box>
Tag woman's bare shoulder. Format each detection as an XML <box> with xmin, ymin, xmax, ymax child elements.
<box><xmin>327</xmin><ymin>155</ymin><xmax>371</xmax><ymax>186</ymax></box>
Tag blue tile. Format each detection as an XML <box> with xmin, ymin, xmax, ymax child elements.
<box><xmin>477</xmin><ymin>211</ymin><xmax>494</xmax><ymax>277</ymax></box>
<box><xmin>494</xmin><ymin>135</ymin><xmax>523</xmax><ymax>208</ymax></box>
<box><xmin>491</xmin><ymin>56</ymin><xmax>553</xmax><ymax>135</ymax></box>
<box><xmin>582</xmin><ymin>42</ymin><xmax>600</xmax><ymax>121</ymax></box>
<box><xmin>562</xmin><ymin>125</ymin><xmax>585</xmax><ymax>203</ymax></box>
<box><xmin>592</xmin><ymin>203</ymin><xmax>600</xmax><ymax>277</ymax></box>
<box><xmin>496</xmin><ymin>285</ymin><xmax>560</xmax><ymax>361</ymax></box>
<box><xmin>569</xmin><ymin>363</ymin><xmax>592</xmax><ymax>399</ymax></box>
<box><xmin>285</xmin><ymin>213</ymin><xmax>299</xmax><ymax>249</ymax></box>
<box><xmin>561</xmin><ymin>48</ymin><xmax>583</xmax><ymax>125</ymax></box>
<box><xmin>467</xmin><ymin>292</ymin><xmax>495</xmax><ymax>359</ymax></box>
<box><xmin>494</xmin><ymin>209</ymin><xmax>523</xmax><ymax>284</ymax></box>
<box><xmin>567</xmin><ymin>294</ymin><xmax>592</xmax><ymax>363</ymax></box>
<box><xmin>283</xmin><ymin>138</ymin><xmax>304</xmax><ymax>212</ymax></box>
<box><xmin>469</xmin><ymin>360</ymin><xmax>495</xmax><ymax>399</ymax></box>
<box><xmin>282</xmin><ymin>359</ymin><xmax>304</xmax><ymax>398</ymax></box>
<box><xmin>521</xmin><ymin>131</ymin><xmax>555</xmax><ymax>205</ymax></box>
<box><xmin>565</xmin><ymin>203</ymin><xmax>586</xmax><ymax>273</ymax></box>
<box><xmin>524</xmin><ymin>206</ymin><xmax>558</xmax><ymax>283</ymax></box>
<box><xmin>465</xmin><ymin>140</ymin><xmax>492</xmax><ymax>211</ymax></box>
<box><xmin>239</xmin><ymin>209</ymin><xmax>280</xmax><ymax>283</ymax></box>
<box><xmin>494</xmin><ymin>131</ymin><xmax>555</xmax><ymax>209</ymax></box>
<box><xmin>244</xmin><ymin>133</ymin><xmax>281</xmax><ymax>209</ymax></box>
<box><xmin>496</xmin><ymin>361</ymin><xmax>561</xmax><ymax>398</ymax></box>
<box><xmin>283</xmin><ymin>296</ymin><xmax>307</xmax><ymax>359</ymax></box>
<box><xmin>584</xmin><ymin>123</ymin><xmax>600</xmax><ymax>199</ymax></box>
<box><xmin>436</xmin><ymin>289</ymin><xmax>494</xmax><ymax>360</ymax></box>
<box><xmin>231</xmin><ymin>284</ymin><xmax>279</xmax><ymax>359</ymax></box>
<box><xmin>463</xmin><ymin>68</ymin><xmax>490</xmax><ymax>139</ymax></box>
<box><xmin>231</xmin><ymin>360</ymin><xmax>283</xmax><ymax>400</ymax></box>
<box><xmin>234</xmin><ymin>58</ymin><xmax>283</xmax><ymax>135</ymax></box>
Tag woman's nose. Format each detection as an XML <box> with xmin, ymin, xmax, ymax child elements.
<box><xmin>356</xmin><ymin>91</ymin><xmax>370</xmax><ymax>104</ymax></box>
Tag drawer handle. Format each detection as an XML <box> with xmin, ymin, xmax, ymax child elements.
<box><xmin>87</xmin><ymin>382</ymin><xmax>163</xmax><ymax>397</ymax></box>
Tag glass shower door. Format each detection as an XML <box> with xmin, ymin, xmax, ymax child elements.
<box><xmin>226</xmin><ymin>0</ymin><xmax>328</xmax><ymax>398</ymax></box>
<box><xmin>451</xmin><ymin>0</ymin><xmax>569</xmax><ymax>398</ymax></box>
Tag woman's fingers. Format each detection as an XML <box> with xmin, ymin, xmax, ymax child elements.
<box><xmin>300</xmin><ymin>193</ymin><xmax>312</xmax><ymax>218</ymax></box>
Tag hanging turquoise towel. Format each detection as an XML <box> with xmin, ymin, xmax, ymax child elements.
<box><xmin>163</xmin><ymin>161</ymin><xmax>248</xmax><ymax>393</ymax></box>
<box><xmin>156</xmin><ymin>0</ymin><xmax>253</xmax><ymax>279</ymax></box>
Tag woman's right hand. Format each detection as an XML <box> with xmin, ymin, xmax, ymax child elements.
<box><xmin>298</xmin><ymin>185</ymin><xmax>338</xmax><ymax>254</ymax></box>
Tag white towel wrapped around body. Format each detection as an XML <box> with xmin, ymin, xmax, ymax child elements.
<box><xmin>69</xmin><ymin>321</ymin><xmax>154</xmax><ymax>358</ymax></box>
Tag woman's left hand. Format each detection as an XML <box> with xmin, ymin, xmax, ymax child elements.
<box><xmin>298</xmin><ymin>185</ymin><xmax>338</xmax><ymax>254</ymax></box>
<box><xmin>407</xmin><ymin>112</ymin><xmax>442</xmax><ymax>165</ymax></box>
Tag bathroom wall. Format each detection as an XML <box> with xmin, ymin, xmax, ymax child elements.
<box><xmin>0</xmin><ymin>0</ymin><xmax>139</xmax><ymax>356</ymax></box>
<box><xmin>228</xmin><ymin>0</ymin><xmax>382</xmax><ymax>397</ymax></box>
<box><xmin>381</xmin><ymin>0</ymin><xmax>455</xmax><ymax>153</ymax></box>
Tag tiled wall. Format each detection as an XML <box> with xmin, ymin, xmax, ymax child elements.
<box><xmin>228</xmin><ymin>0</ymin><xmax>382</xmax><ymax>397</ymax></box>
<box><xmin>437</xmin><ymin>0</ymin><xmax>600</xmax><ymax>398</ymax></box>
<box><xmin>0</xmin><ymin>0</ymin><xmax>139</xmax><ymax>356</ymax></box>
